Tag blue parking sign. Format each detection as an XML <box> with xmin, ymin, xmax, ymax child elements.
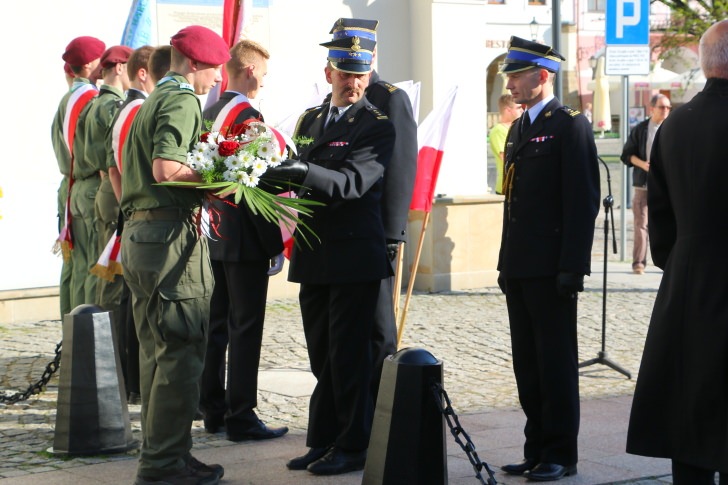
<box><xmin>606</xmin><ymin>0</ymin><xmax>649</xmax><ymax>45</ymax></box>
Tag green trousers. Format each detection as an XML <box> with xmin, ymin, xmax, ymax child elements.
<box><xmin>69</xmin><ymin>175</ymin><xmax>100</xmax><ymax>306</ymax></box>
<box><xmin>57</xmin><ymin>176</ymin><xmax>72</xmax><ymax>317</ymax></box>
<box><xmin>121</xmin><ymin>214</ymin><xmax>213</xmax><ymax>477</ymax></box>
<box><xmin>94</xmin><ymin>176</ymin><xmax>123</xmax><ymax>317</ymax></box>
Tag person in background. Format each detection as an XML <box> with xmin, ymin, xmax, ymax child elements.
<box><xmin>620</xmin><ymin>93</ymin><xmax>671</xmax><ymax>275</ymax></box>
<box><xmin>488</xmin><ymin>94</ymin><xmax>523</xmax><ymax>195</ymax></box>
<box><xmin>497</xmin><ymin>36</ymin><xmax>600</xmax><ymax>482</ymax></box>
<box><xmin>104</xmin><ymin>44</ymin><xmax>165</xmax><ymax>405</ymax></box>
<box><xmin>199</xmin><ymin>39</ymin><xmax>288</xmax><ymax>443</ymax></box>
<box><xmin>626</xmin><ymin>19</ymin><xmax>728</xmax><ymax>485</ymax></box>
<box><xmin>120</xmin><ymin>25</ymin><xmax>230</xmax><ymax>485</ymax></box>
<box><xmin>51</xmin><ymin>36</ymin><xmax>105</xmax><ymax>316</ymax></box>
<box><xmin>87</xmin><ymin>45</ymin><xmax>132</xmax><ymax>319</ymax></box>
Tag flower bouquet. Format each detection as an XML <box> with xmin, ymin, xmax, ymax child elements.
<box><xmin>158</xmin><ymin>120</ymin><xmax>321</xmax><ymax>245</ymax></box>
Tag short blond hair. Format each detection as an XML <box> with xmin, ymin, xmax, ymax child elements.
<box><xmin>227</xmin><ymin>40</ymin><xmax>270</xmax><ymax>76</ymax></box>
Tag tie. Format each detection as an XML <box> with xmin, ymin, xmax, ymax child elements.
<box><xmin>325</xmin><ymin>106</ymin><xmax>339</xmax><ymax>131</ymax></box>
<box><xmin>521</xmin><ymin>113</ymin><xmax>531</xmax><ymax>134</ymax></box>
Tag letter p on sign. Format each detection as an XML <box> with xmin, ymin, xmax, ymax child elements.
<box><xmin>606</xmin><ymin>0</ymin><xmax>649</xmax><ymax>45</ymax></box>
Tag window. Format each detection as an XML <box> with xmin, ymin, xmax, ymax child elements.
<box><xmin>588</xmin><ymin>0</ymin><xmax>606</xmax><ymax>12</ymax></box>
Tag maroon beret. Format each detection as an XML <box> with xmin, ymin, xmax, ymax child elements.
<box><xmin>62</xmin><ymin>36</ymin><xmax>106</xmax><ymax>66</ymax></box>
<box><xmin>100</xmin><ymin>45</ymin><xmax>133</xmax><ymax>68</ymax></box>
<box><xmin>170</xmin><ymin>25</ymin><xmax>231</xmax><ymax>65</ymax></box>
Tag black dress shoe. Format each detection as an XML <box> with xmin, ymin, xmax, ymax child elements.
<box><xmin>524</xmin><ymin>462</ymin><xmax>577</xmax><ymax>481</ymax></box>
<box><xmin>306</xmin><ymin>447</ymin><xmax>367</xmax><ymax>476</ymax></box>
<box><xmin>226</xmin><ymin>419</ymin><xmax>289</xmax><ymax>441</ymax></box>
<box><xmin>203</xmin><ymin>415</ymin><xmax>225</xmax><ymax>434</ymax></box>
<box><xmin>286</xmin><ymin>446</ymin><xmax>331</xmax><ymax>470</ymax></box>
<box><xmin>501</xmin><ymin>458</ymin><xmax>538</xmax><ymax>475</ymax></box>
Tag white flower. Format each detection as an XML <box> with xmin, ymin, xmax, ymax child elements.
<box><xmin>257</xmin><ymin>142</ymin><xmax>276</xmax><ymax>159</ymax></box>
<box><xmin>268</xmin><ymin>153</ymin><xmax>282</xmax><ymax>167</ymax></box>
<box><xmin>224</xmin><ymin>155</ymin><xmax>243</xmax><ymax>170</ymax></box>
<box><xmin>251</xmin><ymin>159</ymin><xmax>268</xmax><ymax>176</ymax></box>
<box><xmin>240</xmin><ymin>151</ymin><xmax>255</xmax><ymax>168</ymax></box>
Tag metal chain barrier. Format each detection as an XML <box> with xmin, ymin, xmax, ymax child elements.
<box><xmin>0</xmin><ymin>341</ymin><xmax>62</xmax><ymax>404</ymax></box>
<box><xmin>431</xmin><ymin>381</ymin><xmax>498</xmax><ymax>485</ymax></box>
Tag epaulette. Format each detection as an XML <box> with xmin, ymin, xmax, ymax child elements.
<box><xmin>561</xmin><ymin>106</ymin><xmax>581</xmax><ymax>117</ymax></box>
<box><xmin>178</xmin><ymin>83</ymin><xmax>194</xmax><ymax>92</ymax></box>
<box><xmin>365</xmin><ymin>104</ymin><xmax>389</xmax><ymax>120</ymax></box>
<box><xmin>380</xmin><ymin>81</ymin><xmax>398</xmax><ymax>93</ymax></box>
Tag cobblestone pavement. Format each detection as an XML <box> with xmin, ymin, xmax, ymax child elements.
<box><xmin>1</xmin><ymin>158</ymin><xmax>670</xmax><ymax>483</ymax></box>
<box><xmin>0</xmin><ymin>262</ymin><xmax>661</xmax><ymax>482</ymax></box>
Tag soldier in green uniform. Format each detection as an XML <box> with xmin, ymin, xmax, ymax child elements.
<box><xmin>86</xmin><ymin>45</ymin><xmax>132</xmax><ymax>318</ymax></box>
<box><xmin>51</xmin><ymin>36</ymin><xmax>105</xmax><ymax>316</ymax></box>
<box><xmin>120</xmin><ymin>25</ymin><xmax>230</xmax><ymax>485</ymax></box>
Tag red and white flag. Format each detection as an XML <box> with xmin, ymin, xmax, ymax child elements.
<box><xmin>205</xmin><ymin>0</ymin><xmax>251</xmax><ymax>109</ymax></box>
<box><xmin>409</xmin><ymin>86</ymin><xmax>458</xmax><ymax>213</ymax></box>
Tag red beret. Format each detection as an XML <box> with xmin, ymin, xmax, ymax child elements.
<box><xmin>62</xmin><ymin>36</ymin><xmax>106</xmax><ymax>66</ymax></box>
<box><xmin>170</xmin><ymin>25</ymin><xmax>231</xmax><ymax>65</ymax></box>
<box><xmin>100</xmin><ymin>45</ymin><xmax>133</xmax><ymax>68</ymax></box>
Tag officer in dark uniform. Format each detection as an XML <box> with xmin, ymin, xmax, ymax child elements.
<box><xmin>199</xmin><ymin>39</ymin><xmax>288</xmax><ymax>442</ymax></box>
<box><xmin>497</xmin><ymin>36</ymin><xmax>600</xmax><ymax>482</ymax></box>
<box><xmin>325</xmin><ymin>18</ymin><xmax>419</xmax><ymax>402</ymax></box>
<box><xmin>261</xmin><ymin>33</ymin><xmax>395</xmax><ymax>476</ymax></box>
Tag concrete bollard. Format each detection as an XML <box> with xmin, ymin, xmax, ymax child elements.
<box><xmin>362</xmin><ymin>347</ymin><xmax>447</xmax><ymax>485</ymax></box>
<box><xmin>50</xmin><ymin>304</ymin><xmax>138</xmax><ymax>455</ymax></box>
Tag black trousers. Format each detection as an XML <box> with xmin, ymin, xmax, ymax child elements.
<box><xmin>300</xmin><ymin>280</ymin><xmax>379</xmax><ymax>451</ymax></box>
<box><xmin>672</xmin><ymin>460</ymin><xmax>727</xmax><ymax>485</ymax></box>
<box><xmin>371</xmin><ymin>274</ymin><xmax>397</xmax><ymax>403</ymax></box>
<box><xmin>505</xmin><ymin>276</ymin><xmax>580</xmax><ymax>466</ymax></box>
<box><xmin>200</xmin><ymin>258</ymin><xmax>269</xmax><ymax>431</ymax></box>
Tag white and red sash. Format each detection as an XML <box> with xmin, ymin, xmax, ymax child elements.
<box><xmin>112</xmin><ymin>98</ymin><xmax>144</xmax><ymax>172</ymax></box>
<box><xmin>57</xmin><ymin>83</ymin><xmax>98</xmax><ymax>256</ymax></box>
<box><xmin>212</xmin><ymin>93</ymin><xmax>253</xmax><ymax>133</ymax></box>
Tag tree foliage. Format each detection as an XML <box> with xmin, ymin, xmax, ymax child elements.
<box><xmin>653</xmin><ymin>0</ymin><xmax>728</xmax><ymax>53</ymax></box>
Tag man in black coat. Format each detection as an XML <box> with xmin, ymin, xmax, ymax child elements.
<box><xmin>326</xmin><ymin>18</ymin><xmax>419</xmax><ymax>402</ymax></box>
<box><xmin>261</xmin><ymin>33</ymin><xmax>395</xmax><ymax>476</ymax></box>
<box><xmin>199</xmin><ymin>39</ymin><xmax>288</xmax><ymax>442</ymax></box>
<box><xmin>627</xmin><ymin>20</ymin><xmax>728</xmax><ymax>484</ymax></box>
<box><xmin>620</xmin><ymin>93</ymin><xmax>671</xmax><ymax>274</ymax></box>
<box><xmin>497</xmin><ymin>36</ymin><xmax>600</xmax><ymax>482</ymax></box>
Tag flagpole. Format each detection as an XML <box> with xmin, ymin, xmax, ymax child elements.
<box><xmin>396</xmin><ymin>212</ymin><xmax>429</xmax><ymax>347</ymax></box>
<box><xmin>392</xmin><ymin>243</ymin><xmax>404</xmax><ymax>322</ymax></box>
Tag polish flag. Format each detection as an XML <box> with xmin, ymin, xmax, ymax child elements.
<box><xmin>205</xmin><ymin>0</ymin><xmax>251</xmax><ymax>109</ymax></box>
<box><xmin>409</xmin><ymin>86</ymin><xmax>458</xmax><ymax>213</ymax></box>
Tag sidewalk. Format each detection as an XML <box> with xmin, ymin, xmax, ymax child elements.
<box><xmin>0</xmin><ymin>138</ymin><xmax>675</xmax><ymax>483</ymax></box>
<box><xmin>0</xmin><ymin>259</ymin><xmax>673</xmax><ymax>484</ymax></box>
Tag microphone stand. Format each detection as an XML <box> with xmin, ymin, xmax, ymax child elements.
<box><xmin>578</xmin><ymin>157</ymin><xmax>631</xmax><ymax>379</ymax></box>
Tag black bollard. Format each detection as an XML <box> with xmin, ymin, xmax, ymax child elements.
<box><xmin>362</xmin><ymin>347</ymin><xmax>447</xmax><ymax>485</ymax></box>
<box><xmin>50</xmin><ymin>304</ymin><xmax>138</xmax><ymax>455</ymax></box>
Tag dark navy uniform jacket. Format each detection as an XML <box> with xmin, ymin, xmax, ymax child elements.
<box><xmin>497</xmin><ymin>98</ymin><xmax>600</xmax><ymax>279</ymax></box>
<box><xmin>289</xmin><ymin>95</ymin><xmax>395</xmax><ymax>285</ymax></box>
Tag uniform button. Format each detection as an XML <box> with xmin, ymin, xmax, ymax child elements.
<box><xmin>511</xmin><ymin>217</ymin><xmax>517</xmax><ymax>222</ymax></box>
<box><xmin>512</xmin><ymin>196</ymin><xmax>518</xmax><ymax>202</ymax></box>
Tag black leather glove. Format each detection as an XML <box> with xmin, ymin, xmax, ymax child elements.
<box><xmin>261</xmin><ymin>159</ymin><xmax>309</xmax><ymax>185</ymax></box>
<box><xmin>497</xmin><ymin>272</ymin><xmax>507</xmax><ymax>294</ymax></box>
<box><xmin>557</xmin><ymin>272</ymin><xmax>584</xmax><ymax>298</ymax></box>
<box><xmin>386</xmin><ymin>240</ymin><xmax>400</xmax><ymax>261</ymax></box>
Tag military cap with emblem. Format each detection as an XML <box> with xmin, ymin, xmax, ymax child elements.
<box><xmin>499</xmin><ymin>36</ymin><xmax>565</xmax><ymax>73</ymax></box>
<box><xmin>329</xmin><ymin>18</ymin><xmax>378</xmax><ymax>41</ymax></box>
<box><xmin>62</xmin><ymin>36</ymin><xmax>106</xmax><ymax>67</ymax></box>
<box><xmin>100</xmin><ymin>45</ymin><xmax>133</xmax><ymax>69</ymax></box>
<box><xmin>320</xmin><ymin>33</ymin><xmax>376</xmax><ymax>74</ymax></box>
<box><xmin>170</xmin><ymin>25</ymin><xmax>231</xmax><ymax>66</ymax></box>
